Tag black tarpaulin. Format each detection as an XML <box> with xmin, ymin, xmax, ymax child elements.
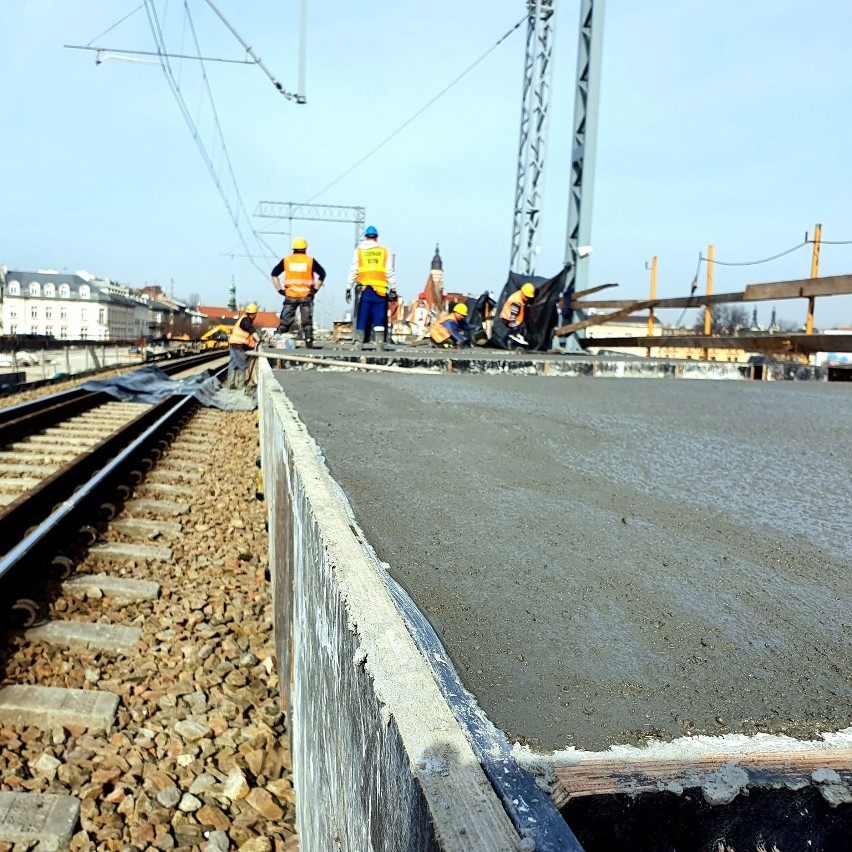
<box><xmin>491</xmin><ymin>266</ymin><xmax>569</xmax><ymax>351</ymax></box>
<box><xmin>80</xmin><ymin>365</ymin><xmax>257</xmax><ymax>411</ymax></box>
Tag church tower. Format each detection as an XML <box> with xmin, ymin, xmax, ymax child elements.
<box><xmin>424</xmin><ymin>243</ymin><xmax>444</xmax><ymax>306</ymax></box>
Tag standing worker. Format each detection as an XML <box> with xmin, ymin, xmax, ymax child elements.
<box><xmin>272</xmin><ymin>237</ymin><xmax>327</xmax><ymax>349</ymax></box>
<box><xmin>227</xmin><ymin>303</ymin><xmax>260</xmax><ymax>389</ymax></box>
<box><xmin>430</xmin><ymin>303</ymin><xmax>471</xmax><ymax>348</ymax></box>
<box><xmin>494</xmin><ymin>282</ymin><xmax>535</xmax><ymax>347</ymax></box>
<box><xmin>346</xmin><ymin>225</ymin><xmax>396</xmax><ymax>350</ymax></box>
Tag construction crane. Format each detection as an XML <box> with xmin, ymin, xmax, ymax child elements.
<box><xmin>509</xmin><ymin>0</ymin><xmax>605</xmax><ymax>305</ymax></box>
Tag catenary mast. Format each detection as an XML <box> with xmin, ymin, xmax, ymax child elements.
<box><xmin>509</xmin><ymin>0</ymin><xmax>557</xmax><ymax>277</ymax></box>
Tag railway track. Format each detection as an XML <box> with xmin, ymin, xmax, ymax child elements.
<box><xmin>0</xmin><ymin>357</ymin><xmax>296</xmax><ymax>849</ymax></box>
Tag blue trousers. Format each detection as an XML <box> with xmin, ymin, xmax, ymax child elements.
<box><xmin>356</xmin><ymin>286</ymin><xmax>387</xmax><ymax>336</ymax></box>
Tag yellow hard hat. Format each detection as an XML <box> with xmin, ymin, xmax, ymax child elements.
<box><xmin>292</xmin><ymin>236</ymin><xmax>308</xmax><ymax>250</ymax></box>
<box><xmin>246</xmin><ymin>303</ymin><xmax>258</xmax><ymax>314</ymax></box>
<box><xmin>453</xmin><ymin>302</ymin><xmax>468</xmax><ymax>316</ymax></box>
<box><xmin>521</xmin><ymin>283</ymin><xmax>535</xmax><ymax>299</ymax></box>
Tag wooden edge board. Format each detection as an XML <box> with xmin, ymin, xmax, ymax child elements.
<box><xmin>551</xmin><ymin>748</ymin><xmax>852</xmax><ymax>808</ymax></box>
<box><xmin>249</xmin><ymin>351</ymin><xmax>434</xmax><ymax>374</ymax></box>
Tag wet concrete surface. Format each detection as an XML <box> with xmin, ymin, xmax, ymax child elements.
<box><xmin>272</xmin><ymin>370</ymin><xmax>852</xmax><ymax>753</ymax></box>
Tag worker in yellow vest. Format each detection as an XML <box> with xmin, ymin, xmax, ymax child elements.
<box><xmin>430</xmin><ymin>303</ymin><xmax>471</xmax><ymax>348</ymax></box>
<box><xmin>346</xmin><ymin>225</ymin><xmax>396</xmax><ymax>350</ymax></box>
<box><xmin>495</xmin><ymin>282</ymin><xmax>535</xmax><ymax>347</ymax></box>
<box><xmin>227</xmin><ymin>303</ymin><xmax>260</xmax><ymax>389</ymax></box>
<box><xmin>271</xmin><ymin>237</ymin><xmax>327</xmax><ymax>349</ymax></box>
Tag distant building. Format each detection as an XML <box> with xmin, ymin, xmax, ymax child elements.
<box><xmin>0</xmin><ymin>269</ymin><xmax>150</xmax><ymax>340</ymax></box>
<box><xmin>196</xmin><ymin>304</ymin><xmax>279</xmax><ymax>336</ymax></box>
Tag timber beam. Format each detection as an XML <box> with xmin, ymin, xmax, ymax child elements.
<box><xmin>580</xmin><ymin>333</ymin><xmax>852</xmax><ymax>355</ymax></box>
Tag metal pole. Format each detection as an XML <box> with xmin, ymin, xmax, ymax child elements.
<box><xmin>646</xmin><ymin>256</ymin><xmax>657</xmax><ymax>357</ymax></box>
<box><xmin>703</xmin><ymin>244</ymin><xmax>714</xmax><ymax>360</ymax></box>
<box><xmin>806</xmin><ymin>223</ymin><xmax>821</xmax><ymax>335</ymax></box>
<box><xmin>298</xmin><ymin>0</ymin><xmax>308</xmax><ymax>102</ymax></box>
<box><xmin>509</xmin><ymin>0</ymin><xmax>556</xmax><ymax>276</ymax></box>
<box><xmin>562</xmin><ymin>0</ymin><xmax>606</xmax><ymax>319</ymax></box>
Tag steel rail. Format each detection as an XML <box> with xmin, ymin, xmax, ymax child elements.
<box><xmin>0</xmin><ymin>363</ymin><xmax>226</xmax><ymax>617</ymax></box>
<box><xmin>0</xmin><ymin>351</ymin><xmax>226</xmax><ymax>438</ymax></box>
<box><xmin>0</xmin><ymin>349</ymin><xmax>226</xmax><ymax>405</ymax></box>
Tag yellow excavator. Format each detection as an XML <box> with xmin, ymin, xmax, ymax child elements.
<box><xmin>200</xmin><ymin>324</ymin><xmax>233</xmax><ymax>349</ymax></box>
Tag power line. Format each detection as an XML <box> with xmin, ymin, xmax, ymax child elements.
<box><xmin>141</xmin><ymin>0</ymin><xmax>277</xmax><ymax>280</ymax></box>
<box><xmin>307</xmin><ymin>15</ymin><xmax>526</xmax><ymax>202</ymax></box>
<box><xmin>85</xmin><ymin>4</ymin><xmax>144</xmax><ymax>47</ymax></box>
<box><xmin>699</xmin><ymin>241</ymin><xmax>808</xmax><ymax>267</ymax></box>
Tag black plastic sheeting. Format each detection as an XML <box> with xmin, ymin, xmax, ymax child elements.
<box><xmin>80</xmin><ymin>365</ymin><xmax>257</xmax><ymax>411</ymax></box>
<box><xmin>491</xmin><ymin>267</ymin><xmax>570</xmax><ymax>351</ymax></box>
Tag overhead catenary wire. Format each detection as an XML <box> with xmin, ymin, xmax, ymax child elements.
<box><xmin>141</xmin><ymin>0</ymin><xmax>277</xmax><ymax>280</ymax></box>
<box><xmin>307</xmin><ymin>15</ymin><xmax>526</xmax><ymax>202</ymax></box>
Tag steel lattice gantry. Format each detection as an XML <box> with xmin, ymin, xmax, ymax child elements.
<box><xmin>255</xmin><ymin>201</ymin><xmax>366</xmax><ymax>247</ymax></box>
<box><xmin>562</xmin><ymin>0</ymin><xmax>605</xmax><ymax>322</ymax></box>
<box><xmin>509</xmin><ymin>0</ymin><xmax>557</xmax><ymax>276</ymax></box>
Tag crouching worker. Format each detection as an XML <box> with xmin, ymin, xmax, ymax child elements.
<box><xmin>227</xmin><ymin>303</ymin><xmax>260</xmax><ymax>389</ymax></box>
<box><xmin>494</xmin><ymin>282</ymin><xmax>535</xmax><ymax>347</ymax></box>
<box><xmin>430</xmin><ymin>302</ymin><xmax>471</xmax><ymax>348</ymax></box>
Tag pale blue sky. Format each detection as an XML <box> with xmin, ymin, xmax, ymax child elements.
<box><xmin>3</xmin><ymin>1</ymin><xmax>852</xmax><ymax>329</ymax></box>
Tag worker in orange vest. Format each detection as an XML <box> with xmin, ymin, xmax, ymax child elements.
<box><xmin>272</xmin><ymin>237</ymin><xmax>327</xmax><ymax>349</ymax></box>
<box><xmin>495</xmin><ymin>282</ymin><xmax>535</xmax><ymax>347</ymax></box>
<box><xmin>346</xmin><ymin>225</ymin><xmax>396</xmax><ymax>350</ymax></box>
<box><xmin>430</xmin><ymin>303</ymin><xmax>471</xmax><ymax>348</ymax></box>
<box><xmin>227</xmin><ymin>303</ymin><xmax>260</xmax><ymax>389</ymax></box>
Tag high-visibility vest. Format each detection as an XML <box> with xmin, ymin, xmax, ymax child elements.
<box><xmin>356</xmin><ymin>244</ymin><xmax>390</xmax><ymax>296</ymax></box>
<box><xmin>500</xmin><ymin>290</ymin><xmax>526</xmax><ymax>327</ymax></box>
<box><xmin>282</xmin><ymin>253</ymin><xmax>315</xmax><ymax>298</ymax></box>
<box><xmin>430</xmin><ymin>313</ymin><xmax>453</xmax><ymax>344</ymax></box>
<box><xmin>228</xmin><ymin>315</ymin><xmax>254</xmax><ymax>347</ymax></box>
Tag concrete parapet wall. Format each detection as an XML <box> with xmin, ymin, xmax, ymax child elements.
<box><xmin>258</xmin><ymin>361</ymin><xmax>521</xmax><ymax>852</ymax></box>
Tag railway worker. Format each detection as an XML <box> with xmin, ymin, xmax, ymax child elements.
<box><xmin>227</xmin><ymin>303</ymin><xmax>260</xmax><ymax>389</ymax></box>
<box><xmin>430</xmin><ymin>303</ymin><xmax>471</xmax><ymax>349</ymax></box>
<box><xmin>495</xmin><ymin>282</ymin><xmax>535</xmax><ymax>347</ymax></box>
<box><xmin>272</xmin><ymin>237</ymin><xmax>327</xmax><ymax>349</ymax></box>
<box><xmin>346</xmin><ymin>225</ymin><xmax>396</xmax><ymax>350</ymax></box>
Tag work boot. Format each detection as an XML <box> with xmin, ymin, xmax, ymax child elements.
<box><xmin>304</xmin><ymin>337</ymin><xmax>314</xmax><ymax>350</ymax></box>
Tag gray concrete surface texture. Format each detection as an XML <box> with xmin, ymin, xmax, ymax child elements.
<box><xmin>272</xmin><ymin>369</ymin><xmax>852</xmax><ymax>755</ymax></box>
<box><xmin>258</xmin><ymin>365</ymin><xmax>523</xmax><ymax>851</ymax></box>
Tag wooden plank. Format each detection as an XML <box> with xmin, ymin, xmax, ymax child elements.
<box><xmin>554</xmin><ymin>301</ymin><xmax>656</xmax><ymax>336</ymax></box>
<box><xmin>571</xmin><ymin>292</ymin><xmax>744</xmax><ymax>310</ymax></box>
<box><xmin>581</xmin><ymin>333</ymin><xmax>852</xmax><ymax>355</ymax></box>
<box><xmin>744</xmin><ymin>273</ymin><xmax>852</xmax><ymax>301</ymax></box>
<box><xmin>570</xmin><ymin>273</ymin><xmax>852</xmax><ymax>311</ymax></box>
<box><xmin>552</xmin><ymin>747</ymin><xmax>852</xmax><ymax>808</ymax></box>
<box><xmin>251</xmin><ymin>351</ymin><xmax>434</xmax><ymax>375</ymax></box>
<box><xmin>573</xmin><ymin>282</ymin><xmax>619</xmax><ymax>300</ymax></box>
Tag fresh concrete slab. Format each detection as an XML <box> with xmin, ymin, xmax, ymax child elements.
<box><xmin>25</xmin><ymin>620</ymin><xmax>142</xmax><ymax>651</ymax></box>
<box><xmin>0</xmin><ymin>792</ymin><xmax>80</xmax><ymax>851</ymax></box>
<box><xmin>62</xmin><ymin>574</ymin><xmax>160</xmax><ymax>601</ymax></box>
<box><xmin>273</xmin><ymin>370</ymin><xmax>852</xmax><ymax>753</ymax></box>
<box><xmin>0</xmin><ymin>685</ymin><xmax>119</xmax><ymax>731</ymax></box>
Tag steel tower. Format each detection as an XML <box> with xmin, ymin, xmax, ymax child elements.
<box><xmin>563</xmin><ymin>0</ymin><xmax>605</xmax><ymax>317</ymax></box>
<box><xmin>509</xmin><ymin>0</ymin><xmax>556</xmax><ymax>276</ymax></box>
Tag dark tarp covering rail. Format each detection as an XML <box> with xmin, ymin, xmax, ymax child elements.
<box><xmin>80</xmin><ymin>365</ymin><xmax>257</xmax><ymax>411</ymax></box>
<box><xmin>491</xmin><ymin>266</ymin><xmax>572</xmax><ymax>351</ymax></box>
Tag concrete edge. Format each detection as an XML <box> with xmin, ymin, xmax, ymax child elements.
<box><xmin>259</xmin><ymin>360</ymin><xmax>523</xmax><ymax>851</ymax></box>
